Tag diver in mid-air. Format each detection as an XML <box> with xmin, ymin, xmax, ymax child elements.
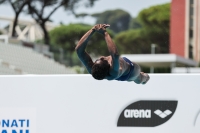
<box><xmin>75</xmin><ymin>24</ymin><xmax>149</xmax><ymax>84</ymax></box>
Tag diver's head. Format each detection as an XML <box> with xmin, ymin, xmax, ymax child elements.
<box><xmin>91</xmin><ymin>58</ymin><xmax>110</xmax><ymax>80</ymax></box>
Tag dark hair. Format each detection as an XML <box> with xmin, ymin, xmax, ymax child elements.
<box><xmin>91</xmin><ymin>60</ymin><xmax>110</xmax><ymax>80</ymax></box>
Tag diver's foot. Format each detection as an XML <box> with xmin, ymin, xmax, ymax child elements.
<box><xmin>142</xmin><ymin>73</ymin><xmax>150</xmax><ymax>85</ymax></box>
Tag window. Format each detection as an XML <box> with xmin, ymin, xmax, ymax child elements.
<box><xmin>188</xmin><ymin>0</ymin><xmax>194</xmax><ymax>59</ymax></box>
<box><xmin>189</xmin><ymin>44</ymin><xmax>193</xmax><ymax>59</ymax></box>
<box><xmin>190</xmin><ymin>0</ymin><xmax>194</xmax><ymax>5</ymax></box>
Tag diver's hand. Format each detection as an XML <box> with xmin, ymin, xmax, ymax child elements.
<box><xmin>91</xmin><ymin>25</ymin><xmax>98</xmax><ymax>31</ymax></box>
<box><xmin>97</xmin><ymin>24</ymin><xmax>110</xmax><ymax>35</ymax></box>
<box><xmin>92</xmin><ymin>24</ymin><xmax>110</xmax><ymax>35</ymax></box>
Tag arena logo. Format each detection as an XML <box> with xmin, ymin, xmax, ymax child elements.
<box><xmin>117</xmin><ymin>100</ymin><xmax>178</xmax><ymax>127</ymax></box>
<box><xmin>124</xmin><ymin>109</ymin><xmax>151</xmax><ymax>118</ymax></box>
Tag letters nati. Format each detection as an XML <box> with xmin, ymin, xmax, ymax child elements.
<box><xmin>0</xmin><ymin>119</ymin><xmax>29</xmax><ymax>133</ymax></box>
<box><xmin>117</xmin><ymin>100</ymin><xmax>178</xmax><ymax>127</ymax></box>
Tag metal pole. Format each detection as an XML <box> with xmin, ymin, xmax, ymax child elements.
<box><xmin>150</xmin><ymin>66</ymin><xmax>154</xmax><ymax>73</ymax></box>
<box><xmin>151</xmin><ymin>44</ymin><xmax>156</xmax><ymax>54</ymax></box>
<box><xmin>170</xmin><ymin>62</ymin><xmax>176</xmax><ymax>73</ymax></box>
<box><xmin>151</xmin><ymin>44</ymin><xmax>156</xmax><ymax>73</ymax></box>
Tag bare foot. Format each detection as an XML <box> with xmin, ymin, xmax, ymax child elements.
<box><xmin>141</xmin><ymin>73</ymin><xmax>150</xmax><ymax>85</ymax></box>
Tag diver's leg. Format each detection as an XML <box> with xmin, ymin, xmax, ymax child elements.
<box><xmin>133</xmin><ymin>72</ymin><xmax>150</xmax><ymax>84</ymax></box>
<box><xmin>128</xmin><ymin>62</ymin><xmax>150</xmax><ymax>84</ymax></box>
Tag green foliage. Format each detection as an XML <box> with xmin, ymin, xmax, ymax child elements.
<box><xmin>50</xmin><ymin>24</ymin><xmax>114</xmax><ymax>55</ymax></box>
<box><xmin>138</xmin><ymin>3</ymin><xmax>170</xmax><ymax>29</ymax></box>
<box><xmin>115</xmin><ymin>29</ymin><xmax>151</xmax><ymax>54</ymax></box>
<box><xmin>50</xmin><ymin>24</ymin><xmax>87</xmax><ymax>52</ymax></box>
<box><xmin>137</xmin><ymin>3</ymin><xmax>170</xmax><ymax>53</ymax></box>
<box><xmin>86</xmin><ymin>31</ymin><xmax>115</xmax><ymax>56</ymax></box>
<box><xmin>129</xmin><ymin>17</ymin><xmax>142</xmax><ymax>29</ymax></box>
<box><xmin>27</xmin><ymin>0</ymin><xmax>97</xmax><ymax>45</ymax></box>
<box><xmin>115</xmin><ymin>3</ymin><xmax>170</xmax><ymax>54</ymax></box>
<box><xmin>26</xmin><ymin>0</ymin><xmax>68</xmax><ymax>45</ymax></box>
<box><xmin>75</xmin><ymin>13</ymin><xmax>89</xmax><ymax>18</ymax></box>
<box><xmin>91</xmin><ymin>9</ymin><xmax>131</xmax><ymax>33</ymax></box>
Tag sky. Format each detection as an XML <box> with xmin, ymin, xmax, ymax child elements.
<box><xmin>0</xmin><ymin>0</ymin><xmax>171</xmax><ymax>28</ymax></box>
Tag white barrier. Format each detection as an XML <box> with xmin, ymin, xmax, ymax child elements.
<box><xmin>0</xmin><ymin>74</ymin><xmax>199</xmax><ymax>133</ymax></box>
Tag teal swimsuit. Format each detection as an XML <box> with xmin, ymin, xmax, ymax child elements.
<box><xmin>116</xmin><ymin>57</ymin><xmax>134</xmax><ymax>81</ymax></box>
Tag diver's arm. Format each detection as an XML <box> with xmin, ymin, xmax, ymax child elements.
<box><xmin>95</xmin><ymin>24</ymin><xmax>120</xmax><ymax>76</ymax></box>
<box><xmin>95</xmin><ymin>24</ymin><xmax>119</xmax><ymax>58</ymax></box>
<box><xmin>104</xmin><ymin>31</ymin><xmax>119</xmax><ymax>58</ymax></box>
<box><xmin>75</xmin><ymin>28</ymin><xmax>95</xmax><ymax>73</ymax></box>
<box><xmin>75</xmin><ymin>28</ymin><xmax>95</xmax><ymax>52</ymax></box>
<box><xmin>104</xmin><ymin>31</ymin><xmax>120</xmax><ymax>75</ymax></box>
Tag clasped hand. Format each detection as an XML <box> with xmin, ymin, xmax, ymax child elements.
<box><xmin>92</xmin><ymin>24</ymin><xmax>110</xmax><ymax>35</ymax></box>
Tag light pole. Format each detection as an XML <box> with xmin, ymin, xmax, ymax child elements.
<box><xmin>151</xmin><ymin>44</ymin><xmax>156</xmax><ymax>54</ymax></box>
<box><xmin>150</xmin><ymin>44</ymin><xmax>156</xmax><ymax>73</ymax></box>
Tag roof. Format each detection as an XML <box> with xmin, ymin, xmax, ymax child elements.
<box><xmin>121</xmin><ymin>54</ymin><xmax>198</xmax><ymax>67</ymax></box>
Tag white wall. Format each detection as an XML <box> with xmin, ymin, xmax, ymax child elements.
<box><xmin>0</xmin><ymin>74</ymin><xmax>199</xmax><ymax>133</ymax></box>
<box><xmin>172</xmin><ymin>67</ymin><xmax>200</xmax><ymax>73</ymax></box>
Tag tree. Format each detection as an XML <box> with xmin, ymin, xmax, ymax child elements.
<box><xmin>115</xmin><ymin>29</ymin><xmax>151</xmax><ymax>54</ymax></box>
<box><xmin>49</xmin><ymin>24</ymin><xmax>114</xmax><ymax>66</ymax></box>
<box><xmin>91</xmin><ymin>9</ymin><xmax>131</xmax><ymax>33</ymax></box>
<box><xmin>75</xmin><ymin>13</ymin><xmax>89</xmax><ymax>23</ymax></box>
<box><xmin>27</xmin><ymin>0</ymin><xmax>97</xmax><ymax>45</ymax></box>
<box><xmin>115</xmin><ymin>3</ymin><xmax>170</xmax><ymax>54</ymax></box>
<box><xmin>137</xmin><ymin>3</ymin><xmax>170</xmax><ymax>53</ymax></box>
<box><xmin>129</xmin><ymin>17</ymin><xmax>142</xmax><ymax>29</ymax></box>
<box><xmin>0</xmin><ymin>0</ymin><xmax>29</xmax><ymax>37</ymax></box>
<box><xmin>75</xmin><ymin>13</ymin><xmax>89</xmax><ymax>18</ymax></box>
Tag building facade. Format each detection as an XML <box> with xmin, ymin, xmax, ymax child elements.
<box><xmin>170</xmin><ymin>0</ymin><xmax>200</xmax><ymax>62</ymax></box>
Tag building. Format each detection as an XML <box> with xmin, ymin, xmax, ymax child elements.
<box><xmin>0</xmin><ymin>16</ymin><xmax>56</xmax><ymax>42</ymax></box>
<box><xmin>122</xmin><ymin>0</ymin><xmax>200</xmax><ymax>73</ymax></box>
<box><xmin>170</xmin><ymin>0</ymin><xmax>200</xmax><ymax>62</ymax></box>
